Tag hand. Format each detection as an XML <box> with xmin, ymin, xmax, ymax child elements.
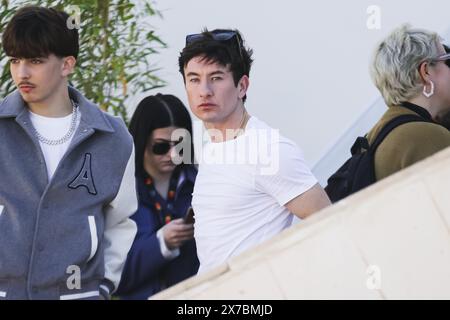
<box><xmin>162</xmin><ymin>218</ymin><xmax>194</xmax><ymax>250</ymax></box>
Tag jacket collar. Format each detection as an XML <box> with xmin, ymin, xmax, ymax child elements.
<box><xmin>137</xmin><ymin>164</ymin><xmax>197</xmax><ymax>199</ymax></box>
<box><xmin>400</xmin><ymin>102</ymin><xmax>433</xmax><ymax>121</ymax></box>
<box><xmin>0</xmin><ymin>86</ymin><xmax>115</xmax><ymax>133</ymax></box>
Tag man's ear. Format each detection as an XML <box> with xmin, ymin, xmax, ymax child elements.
<box><xmin>61</xmin><ymin>56</ymin><xmax>76</xmax><ymax>77</ymax></box>
<box><xmin>238</xmin><ymin>75</ymin><xmax>250</xmax><ymax>99</ymax></box>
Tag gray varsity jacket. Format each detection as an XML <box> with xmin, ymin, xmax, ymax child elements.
<box><xmin>0</xmin><ymin>87</ymin><xmax>137</xmax><ymax>300</ymax></box>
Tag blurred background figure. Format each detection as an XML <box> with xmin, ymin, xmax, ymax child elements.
<box><xmin>116</xmin><ymin>94</ymin><xmax>199</xmax><ymax>299</ymax></box>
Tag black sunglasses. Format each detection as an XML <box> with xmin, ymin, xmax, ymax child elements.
<box><xmin>151</xmin><ymin>139</ymin><xmax>183</xmax><ymax>155</ymax></box>
<box><xmin>444</xmin><ymin>56</ymin><xmax>450</xmax><ymax>68</ymax></box>
<box><xmin>185</xmin><ymin>31</ymin><xmax>245</xmax><ymax>64</ymax></box>
<box><xmin>419</xmin><ymin>52</ymin><xmax>450</xmax><ymax>71</ymax></box>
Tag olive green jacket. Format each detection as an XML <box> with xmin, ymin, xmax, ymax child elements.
<box><xmin>366</xmin><ymin>105</ymin><xmax>450</xmax><ymax>181</ymax></box>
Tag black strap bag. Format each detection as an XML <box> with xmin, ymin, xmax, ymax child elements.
<box><xmin>325</xmin><ymin>114</ymin><xmax>429</xmax><ymax>203</ymax></box>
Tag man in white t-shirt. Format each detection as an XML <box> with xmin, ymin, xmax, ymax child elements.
<box><xmin>178</xmin><ymin>29</ymin><xmax>331</xmax><ymax>273</ymax></box>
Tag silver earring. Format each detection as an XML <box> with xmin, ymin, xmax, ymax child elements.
<box><xmin>423</xmin><ymin>81</ymin><xmax>434</xmax><ymax>98</ymax></box>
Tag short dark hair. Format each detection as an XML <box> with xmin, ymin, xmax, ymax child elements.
<box><xmin>178</xmin><ymin>28</ymin><xmax>253</xmax><ymax>102</ymax></box>
<box><xmin>2</xmin><ymin>5</ymin><xmax>79</xmax><ymax>59</ymax></box>
<box><xmin>129</xmin><ymin>94</ymin><xmax>195</xmax><ymax>177</ymax></box>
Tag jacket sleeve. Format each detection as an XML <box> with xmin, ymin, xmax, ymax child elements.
<box><xmin>115</xmin><ymin>203</ymin><xmax>174</xmax><ymax>294</ymax></box>
<box><xmin>101</xmin><ymin>145</ymin><xmax>138</xmax><ymax>295</ymax></box>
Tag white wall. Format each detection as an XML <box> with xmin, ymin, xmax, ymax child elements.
<box><xmin>131</xmin><ymin>0</ymin><xmax>450</xmax><ymax>180</ymax></box>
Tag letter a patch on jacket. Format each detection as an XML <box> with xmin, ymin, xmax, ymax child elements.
<box><xmin>69</xmin><ymin>153</ymin><xmax>97</xmax><ymax>195</ymax></box>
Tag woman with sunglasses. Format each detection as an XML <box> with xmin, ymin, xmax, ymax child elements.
<box><xmin>366</xmin><ymin>24</ymin><xmax>450</xmax><ymax>182</ymax></box>
<box><xmin>115</xmin><ymin>94</ymin><xmax>199</xmax><ymax>299</ymax></box>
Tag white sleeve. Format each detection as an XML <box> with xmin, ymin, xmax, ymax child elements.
<box><xmin>255</xmin><ymin>140</ymin><xmax>318</xmax><ymax>206</ymax></box>
<box><xmin>102</xmin><ymin>145</ymin><xmax>138</xmax><ymax>293</ymax></box>
<box><xmin>156</xmin><ymin>227</ymin><xmax>180</xmax><ymax>260</ymax></box>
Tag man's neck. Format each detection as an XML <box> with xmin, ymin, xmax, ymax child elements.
<box><xmin>205</xmin><ymin>105</ymin><xmax>249</xmax><ymax>142</ymax></box>
<box><xmin>28</xmin><ymin>89</ymin><xmax>73</xmax><ymax>118</ymax></box>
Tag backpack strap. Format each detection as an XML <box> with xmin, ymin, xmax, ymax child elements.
<box><xmin>369</xmin><ymin>114</ymin><xmax>432</xmax><ymax>154</ymax></box>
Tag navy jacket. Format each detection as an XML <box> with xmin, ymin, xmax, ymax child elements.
<box><xmin>116</xmin><ymin>165</ymin><xmax>199</xmax><ymax>299</ymax></box>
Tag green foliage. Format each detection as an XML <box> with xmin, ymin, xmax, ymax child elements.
<box><xmin>0</xmin><ymin>0</ymin><xmax>166</xmax><ymax>123</ymax></box>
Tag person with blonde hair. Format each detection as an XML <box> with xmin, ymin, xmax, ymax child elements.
<box><xmin>367</xmin><ymin>24</ymin><xmax>450</xmax><ymax>181</ymax></box>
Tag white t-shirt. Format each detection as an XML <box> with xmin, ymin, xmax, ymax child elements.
<box><xmin>192</xmin><ymin>116</ymin><xmax>318</xmax><ymax>273</ymax></box>
<box><xmin>29</xmin><ymin>109</ymin><xmax>81</xmax><ymax>181</ymax></box>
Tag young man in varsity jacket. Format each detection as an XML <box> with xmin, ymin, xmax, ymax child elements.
<box><xmin>0</xmin><ymin>6</ymin><xmax>137</xmax><ymax>300</ymax></box>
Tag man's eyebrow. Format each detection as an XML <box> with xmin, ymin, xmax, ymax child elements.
<box><xmin>209</xmin><ymin>70</ymin><xmax>226</xmax><ymax>76</ymax></box>
<box><xmin>186</xmin><ymin>70</ymin><xmax>226</xmax><ymax>77</ymax></box>
<box><xmin>186</xmin><ymin>71</ymin><xmax>200</xmax><ymax>78</ymax></box>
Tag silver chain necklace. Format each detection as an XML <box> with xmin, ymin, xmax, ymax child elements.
<box><xmin>33</xmin><ymin>100</ymin><xmax>79</xmax><ymax>146</ymax></box>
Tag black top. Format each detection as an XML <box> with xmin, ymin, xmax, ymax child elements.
<box><xmin>400</xmin><ymin>102</ymin><xmax>433</xmax><ymax>121</ymax></box>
